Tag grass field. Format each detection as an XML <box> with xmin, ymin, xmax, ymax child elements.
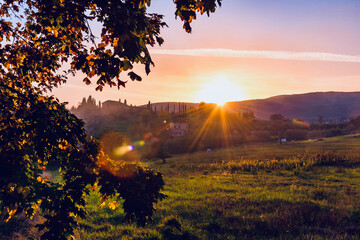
<box><xmin>3</xmin><ymin>135</ymin><xmax>360</xmax><ymax>239</ymax></box>
<box><xmin>74</xmin><ymin>135</ymin><xmax>360</xmax><ymax>240</ymax></box>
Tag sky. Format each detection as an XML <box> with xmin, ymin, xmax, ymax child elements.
<box><xmin>52</xmin><ymin>0</ymin><xmax>360</xmax><ymax>107</ymax></box>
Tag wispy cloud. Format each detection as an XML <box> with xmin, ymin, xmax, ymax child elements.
<box><xmin>151</xmin><ymin>48</ymin><xmax>360</xmax><ymax>63</ymax></box>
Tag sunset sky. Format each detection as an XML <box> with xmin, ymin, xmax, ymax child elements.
<box><xmin>52</xmin><ymin>0</ymin><xmax>360</xmax><ymax>107</ymax></box>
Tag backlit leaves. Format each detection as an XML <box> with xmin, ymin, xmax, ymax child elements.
<box><xmin>0</xmin><ymin>0</ymin><xmax>168</xmax><ymax>92</ymax></box>
<box><xmin>128</xmin><ymin>71</ymin><xmax>142</xmax><ymax>81</ymax></box>
<box><xmin>0</xmin><ymin>0</ymin><xmax>220</xmax><ymax>238</ymax></box>
<box><xmin>0</xmin><ymin>82</ymin><xmax>165</xmax><ymax>238</ymax></box>
<box><xmin>174</xmin><ymin>0</ymin><xmax>222</xmax><ymax>32</ymax></box>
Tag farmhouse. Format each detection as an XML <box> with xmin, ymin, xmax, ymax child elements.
<box><xmin>169</xmin><ymin>122</ymin><xmax>188</xmax><ymax>137</ymax></box>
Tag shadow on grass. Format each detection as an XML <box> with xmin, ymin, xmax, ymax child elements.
<box><xmin>203</xmin><ymin>199</ymin><xmax>359</xmax><ymax>239</ymax></box>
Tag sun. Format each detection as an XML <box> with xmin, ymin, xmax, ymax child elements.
<box><xmin>195</xmin><ymin>75</ymin><xmax>247</xmax><ymax>106</ymax></box>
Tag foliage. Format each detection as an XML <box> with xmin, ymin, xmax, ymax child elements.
<box><xmin>0</xmin><ymin>87</ymin><xmax>97</xmax><ymax>231</ymax></box>
<box><xmin>240</xmin><ymin>111</ymin><xmax>255</xmax><ymax>122</ymax></box>
<box><xmin>96</xmin><ymin>152</ymin><xmax>166</xmax><ymax>226</ymax></box>
<box><xmin>350</xmin><ymin>116</ymin><xmax>360</xmax><ymax>129</ymax></box>
<box><xmin>0</xmin><ymin>86</ymin><xmax>165</xmax><ymax>239</ymax></box>
<box><xmin>284</xmin><ymin>128</ymin><xmax>308</xmax><ymax>141</ymax></box>
<box><xmin>223</xmin><ymin>152</ymin><xmax>346</xmax><ymax>173</ymax></box>
<box><xmin>0</xmin><ymin>0</ymin><xmax>225</xmax><ymax>238</ymax></box>
<box><xmin>1</xmin><ymin>0</ymin><xmax>221</xmax><ymax>91</ymax></box>
<box><xmin>269</xmin><ymin>113</ymin><xmax>285</xmax><ymax>122</ymax></box>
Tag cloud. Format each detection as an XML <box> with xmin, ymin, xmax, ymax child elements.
<box><xmin>150</xmin><ymin>48</ymin><xmax>360</xmax><ymax>63</ymax></box>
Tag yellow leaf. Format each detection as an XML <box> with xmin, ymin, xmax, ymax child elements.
<box><xmin>88</xmin><ymin>69</ymin><xmax>95</xmax><ymax>78</ymax></box>
<box><xmin>86</xmin><ymin>54</ymin><xmax>95</xmax><ymax>61</ymax></box>
<box><xmin>98</xmin><ymin>202</ymin><xmax>106</xmax><ymax>208</ymax></box>
<box><xmin>17</xmin><ymin>186</ymin><xmax>23</xmax><ymax>193</ymax></box>
<box><xmin>58</xmin><ymin>143</ymin><xmax>66</xmax><ymax>150</ymax></box>
<box><xmin>108</xmin><ymin>201</ymin><xmax>118</xmax><ymax>210</ymax></box>
<box><xmin>98</xmin><ymin>42</ymin><xmax>107</xmax><ymax>48</ymax></box>
<box><xmin>113</xmin><ymin>38</ymin><xmax>119</xmax><ymax>47</ymax></box>
<box><xmin>5</xmin><ymin>208</ymin><xmax>17</xmax><ymax>222</ymax></box>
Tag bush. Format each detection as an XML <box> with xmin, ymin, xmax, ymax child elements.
<box><xmin>285</xmin><ymin>129</ymin><xmax>308</xmax><ymax>141</ymax></box>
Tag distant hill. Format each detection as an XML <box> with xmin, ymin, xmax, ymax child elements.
<box><xmin>75</xmin><ymin>92</ymin><xmax>360</xmax><ymax>124</ymax></box>
<box><xmin>223</xmin><ymin>92</ymin><xmax>360</xmax><ymax>123</ymax></box>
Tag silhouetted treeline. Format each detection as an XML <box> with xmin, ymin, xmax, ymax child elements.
<box><xmin>71</xmin><ymin>96</ymin><xmax>360</xmax><ymax>159</ymax></box>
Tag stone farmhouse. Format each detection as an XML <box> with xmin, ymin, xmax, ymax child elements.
<box><xmin>169</xmin><ymin>122</ymin><xmax>188</xmax><ymax>137</ymax></box>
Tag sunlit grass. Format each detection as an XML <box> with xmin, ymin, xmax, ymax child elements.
<box><xmin>3</xmin><ymin>135</ymin><xmax>360</xmax><ymax>239</ymax></box>
<box><xmin>77</xmin><ymin>134</ymin><xmax>360</xmax><ymax>239</ymax></box>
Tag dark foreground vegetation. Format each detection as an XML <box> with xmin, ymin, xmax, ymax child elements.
<box><xmin>0</xmin><ymin>1</ymin><xmax>221</xmax><ymax>238</ymax></box>
<box><xmin>3</xmin><ymin>134</ymin><xmax>360</xmax><ymax>239</ymax></box>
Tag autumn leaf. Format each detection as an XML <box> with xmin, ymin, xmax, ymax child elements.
<box><xmin>83</xmin><ymin>77</ymin><xmax>91</xmax><ymax>85</ymax></box>
<box><xmin>98</xmin><ymin>202</ymin><xmax>105</xmax><ymax>209</ymax></box>
<box><xmin>39</xmin><ymin>166</ymin><xmax>46</xmax><ymax>171</ymax></box>
<box><xmin>98</xmin><ymin>42</ymin><xmax>107</xmax><ymax>49</ymax></box>
<box><xmin>108</xmin><ymin>201</ymin><xmax>118</xmax><ymax>210</ymax></box>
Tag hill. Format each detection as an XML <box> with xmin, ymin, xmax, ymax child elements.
<box><xmin>221</xmin><ymin>92</ymin><xmax>360</xmax><ymax>122</ymax></box>
<box><xmin>76</xmin><ymin>92</ymin><xmax>360</xmax><ymax>124</ymax></box>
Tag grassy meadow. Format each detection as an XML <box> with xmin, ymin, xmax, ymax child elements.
<box><xmin>3</xmin><ymin>135</ymin><xmax>360</xmax><ymax>239</ymax></box>
<box><xmin>74</xmin><ymin>134</ymin><xmax>360</xmax><ymax>240</ymax></box>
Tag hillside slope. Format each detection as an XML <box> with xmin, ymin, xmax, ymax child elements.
<box><xmin>223</xmin><ymin>92</ymin><xmax>360</xmax><ymax>122</ymax></box>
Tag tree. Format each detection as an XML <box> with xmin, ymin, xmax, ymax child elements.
<box><xmin>155</xmin><ymin>141</ymin><xmax>172</xmax><ymax>164</ymax></box>
<box><xmin>350</xmin><ymin>116</ymin><xmax>360</xmax><ymax>129</ymax></box>
<box><xmin>0</xmin><ymin>0</ymin><xmax>222</xmax><ymax>239</ymax></box>
<box><xmin>269</xmin><ymin>113</ymin><xmax>285</xmax><ymax>122</ymax></box>
<box><xmin>140</xmin><ymin>109</ymin><xmax>152</xmax><ymax>125</ymax></box>
<box><xmin>269</xmin><ymin>114</ymin><xmax>286</xmax><ymax>143</ymax></box>
<box><xmin>241</xmin><ymin>111</ymin><xmax>255</xmax><ymax>122</ymax></box>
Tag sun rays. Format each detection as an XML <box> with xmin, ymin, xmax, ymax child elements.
<box><xmin>187</xmin><ymin>104</ymin><xmax>237</xmax><ymax>154</ymax></box>
<box><xmin>195</xmin><ymin>75</ymin><xmax>247</xmax><ymax>106</ymax></box>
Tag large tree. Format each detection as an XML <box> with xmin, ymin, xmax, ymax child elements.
<box><xmin>0</xmin><ymin>0</ymin><xmax>222</xmax><ymax>239</ymax></box>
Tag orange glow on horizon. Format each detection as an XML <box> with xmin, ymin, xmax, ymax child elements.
<box><xmin>195</xmin><ymin>75</ymin><xmax>247</xmax><ymax>106</ymax></box>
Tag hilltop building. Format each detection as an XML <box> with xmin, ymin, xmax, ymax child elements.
<box><xmin>169</xmin><ymin>122</ymin><xmax>188</xmax><ymax>137</ymax></box>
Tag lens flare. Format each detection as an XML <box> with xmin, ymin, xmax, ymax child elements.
<box><xmin>114</xmin><ymin>144</ymin><xmax>135</xmax><ymax>157</ymax></box>
<box><xmin>97</xmin><ymin>149</ymin><xmax>138</xmax><ymax>179</ymax></box>
<box><xmin>100</xmin><ymin>132</ymin><xmax>140</xmax><ymax>162</ymax></box>
<box><xmin>143</xmin><ymin>133</ymin><xmax>152</xmax><ymax>140</ymax></box>
<box><xmin>135</xmin><ymin>140</ymin><xmax>145</xmax><ymax>146</ymax></box>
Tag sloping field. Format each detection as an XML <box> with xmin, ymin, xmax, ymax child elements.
<box><xmin>3</xmin><ymin>135</ymin><xmax>360</xmax><ymax>239</ymax></box>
